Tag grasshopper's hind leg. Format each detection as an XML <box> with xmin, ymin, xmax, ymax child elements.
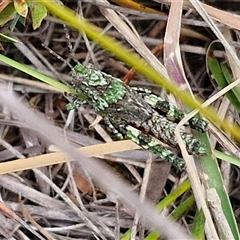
<box><xmin>124</xmin><ymin>125</ymin><xmax>185</xmax><ymax>170</ymax></box>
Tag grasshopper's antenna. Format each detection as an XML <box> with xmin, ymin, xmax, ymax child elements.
<box><xmin>43</xmin><ymin>24</ymin><xmax>86</xmax><ymax>89</ymax></box>
<box><xmin>42</xmin><ymin>23</ymin><xmax>81</xmax><ymax>71</ymax></box>
<box><xmin>42</xmin><ymin>43</ymin><xmax>74</xmax><ymax>71</ymax></box>
<box><xmin>63</xmin><ymin>24</ymin><xmax>80</xmax><ymax>65</ymax></box>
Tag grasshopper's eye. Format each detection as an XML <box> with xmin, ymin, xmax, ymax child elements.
<box><xmin>73</xmin><ymin>64</ymin><xmax>108</xmax><ymax>87</ymax></box>
<box><xmin>87</xmin><ymin>70</ymin><xmax>108</xmax><ymax>86</ymax></box>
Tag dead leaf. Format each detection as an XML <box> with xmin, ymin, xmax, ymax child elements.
<box><xmin>13</xmin><ymin>0</ymin><xmax>28</xmax><ymax>17</ymax></box>
<box><xmin>0</xmin><ymin>0</ymin><xmax>11</xmax><ymax>13</ymax></box>
<box><xmin>72</xmin><ymin>163</ymin><xmax>92</xmax><ymax>194</ymax></box>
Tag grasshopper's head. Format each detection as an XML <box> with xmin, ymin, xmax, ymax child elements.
<box><xmin>73</xmin><ymin>64</ymin><xmax>108</xmax><ymax>89</ymax></box>
<box><xmin>71</xmin><ymin>64</ymin><xmax>113</xmax><ymax>111</ymax></box>
<box><xmin>71</xmin><ymin>64</ymin><xmax>126</xmax><ymax>111</ymax></box>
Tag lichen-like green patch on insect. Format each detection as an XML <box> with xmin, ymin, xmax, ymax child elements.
<box><xmin>126</xmin><ymin>125</ymin><xmax>185</xmax><ymax>169</ymax></box>
<box><xmin>69</xmin><ymin>63</ymin><xmax>208</xmax><ymax>170</ymax></box>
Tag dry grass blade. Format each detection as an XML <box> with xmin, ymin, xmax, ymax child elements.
<box><xmin>0</xmin><ymin>201</ymin><xmax>45</xmax><ymax>240</ymax></box>
<box><xmin>165</xmin><ymin>1</ymin><xmax>218</xmax><ymax>239</ymax></box>
<box><xmin>164</xmin><ymin>0</ymin><xmax>190</xmax><ymax>89</ymax></box>
<box><xmin>0</xmin><ymin>140</ymin><xmax>140</xmax><ymax>174</ymax></box>
<box><xmin>131</xmin><ymin>153</ymin><xmax>153</xmax><ymax>239</ymax></box>
<box><xmin>207</xmin><ymin>188</ymin><xmax>234</xmax><ymax>239</ymax></box>
<box><xmin>183</xmin><ymin>0</ymin><xmax>240</xmax><ymax>30</ymax></box>
<box><xmin>32</xmin><ymin>168</ymin><xmax>112</xmax><ymax>239</ymax></box>
<box><xmin>98</xmin><ymin>0</ymin><xmax>169</xmax><ymax>78</ymax></box>
<box><xmin>190</xmin><ymin>0</ymin><xmax>240</xmax><ymax>69</ymax></box>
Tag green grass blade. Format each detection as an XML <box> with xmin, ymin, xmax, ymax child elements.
<box><xmin>171</xmin><ymin>195</ymin><xmax>195</xmax><ymax>219</ymax></box>
<box><xmin>121</xmin><ymin>180</ymin><xmax>191</xmax><ymax>240</ymax></box>
<box><xmin>221</xmin><ymin>62</ymin><xmax>240</xmax><ymax>104</ymax></box>
<box><xmin>207</xmin><ymin>57</ymin><xmax>240</xmax><ymax>113</ymax></box>
<box><xmin>155</xmin><ymin>179</ymin><xmax>191</xmax><ymax>211</ymax></box>
<box><xmin>0</xmin><ymin>54</ymin><xmax>71</xmax><ymax>93</ymax></box>
<box><xmin>214</xmin><ymin>150</ymin><xmax>240</xmax><ymax>168</ymax></box>
<box><xmin>0</xmin><ymin>33</ymin><xmax>19</xmax><ymax>43</ymax></box>
<box><xmin>191</xmin><ymin>209</ymin><xmax>205</xmax><ymax>240</ymax></box>
<box><xmin>145</xmin><ymin>195</ymin><xmax>196</xmax><ymax>240</ymax></box>
<box><xmin>197</xmin><ymin>132</ymin><xmax>240</xmax><ymax>240</ymax></box>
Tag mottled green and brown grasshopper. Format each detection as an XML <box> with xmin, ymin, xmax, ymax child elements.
<box><xmin>67</xmin><ymin>64</ymin><xmax>208</xmax><ymax>170</ymax></box>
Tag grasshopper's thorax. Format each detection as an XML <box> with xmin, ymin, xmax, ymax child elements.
<box><xmin>73</xmin><ymin>64</ymin><xmax>127</xmax><ymax>111</ymax></box>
